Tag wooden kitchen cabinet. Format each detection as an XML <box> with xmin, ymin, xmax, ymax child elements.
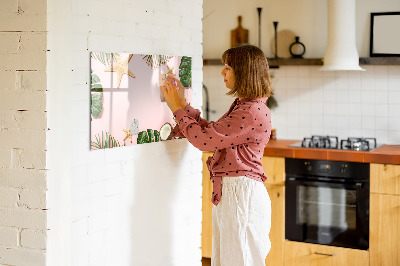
<box><xmin>261</xmin><ymin>156</ymin><xmax>285</xmax><ymax>186</ymax></box>
<box><xmin>370</xmin><ymin>193</ymin><xmax>400</xmax><ymax>266</ymax></box>
<box><xmin>284</xmin><ymin>241</ymin><xmax>369</xmax><ymax>266</ymax></box>
<box><xmin>262</xmin><ymin>156</ymin><xmax>285</xmax><ymax>266</ymax></box>
<box><xmin>370</xmin><ymin>163</ymin><xmax>400</xmax><ymax>195</ymax></box>
<box><xmin>370</xmin><ymin>163</ymin><xmax>400</xmax><ymax>266</ymax></box>
<box><xmin>202</xmin><ymin>152</ymin><xmax>213</xmax><ymax>258</ymax></box>
<box><xmin>264</xmin><ymin>184</ymin><xmax>285</xmax><ymax>266</ymax></box>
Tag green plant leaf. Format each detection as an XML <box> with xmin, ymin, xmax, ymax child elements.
<box><xmin>147</xmin><ymin>129</ymin><xmax>154</xmax><ymax>143</ymax></box>
<box><xmin>91</xmin><ymin>73</ymin><xmax>101</xmax><ymax>84</ymax></box>
<box><xmin>91</xmin><ymin>131</ymin><xmax>121</xmax><ymax>150</ymax></box>
<box><xmin>90</xmin><ymin>69</ymin><xmax>103</xmax><ymax>118</ymax></box>
<box><xmin>91</xmin><ymin>92</ymin><xmax>103</xmax><ymax>118</ymax></box>
<box><xmin>154</xmin><ymin>130</ymin><xmax>160</xmax><ymax>142</ymax></box>
<box><xmin>142</xmin><ymin>55</ymin><xmax>173</xmax><ymax>69</ymax></box>
<box><xmin>91</xmin><ymin>84</ymin><xmax>103</xmax><ymax>92</ymax></box>
<box><xmin>137</xmin><ymin>131</ymin><xmax>149</xmax><ymax>144</ymax></box>
<box><xmin>266</xmin><ymin>95</ymin><xmax>278</xmax><ymax>110</ymax></box>
<box><xmin>91</xmin><ymin>52</ymin><xmax>115</xmax><ymax>67</ymax></box>
<box><xmin>179</xmin><ymin>56</ymin><xmax>192</xmax><ymax>87</ymax></box>
<box><xmin>91</xmin><ymin>71</ymin><xmax>103</xmax><ymax>93</ymax></box>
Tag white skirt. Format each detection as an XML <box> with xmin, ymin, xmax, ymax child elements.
<box><xmin>212</xmin><ymin>176</ymin><xmax>271</xmax><ymax>266</ymax></box>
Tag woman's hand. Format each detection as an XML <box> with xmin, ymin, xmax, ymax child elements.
<box><xmin>167</xmin><ymin>76</ymin><xmax>187</xmax><ymax>108</ymax></box>
<box><xmin>161</xmin><ymin>78</ymin><xmax>185</xmax><ymax>113</ymax></box>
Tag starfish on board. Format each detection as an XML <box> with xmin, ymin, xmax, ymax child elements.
<box><xmin>167</xmin><ymin>66</ymin><xmax>174</xmax><ymax>75</ymax></box>
<box><xmin>123</xmin><ymin>128</ymin><xmax>133</xmax><ymax>143</ymax></box>
<box><xmin>104</xmin><ymin>54</ymin><xmax>135</xmax><ymax>88</ymax></box>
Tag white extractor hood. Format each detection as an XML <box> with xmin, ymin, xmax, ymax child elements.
<box><xmin>320</xmin><ymin>0</ymin><xmax>365</xmax><ymax>71</ymax></box>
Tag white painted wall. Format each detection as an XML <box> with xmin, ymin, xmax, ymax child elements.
<box><xmin>0</xmin><ymin>0</ymin><xmax>48</xmax><ymax>265</ymax></box>
<box><xmin>203</xmin><ymin>0</ymin><xmax>400</xmax><ymax>144</ymax></box>
<box><xmin>203</xmin><ymin>0</ymin><xmax>400</xmax><ymax>58</ymax></box>
<box><xmin>204</xmin><ymin>0</ymin><xmax>326</xmax><ymax>59</ymax></box>
<box><xmin>46</xmin><ymin>1</ymin><xmax>203</xmax><ymax>266</ymax></box>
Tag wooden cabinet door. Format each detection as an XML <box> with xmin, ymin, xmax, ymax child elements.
<box><xmin>262</xmin><ymin>157</ymin><xmax>285</xmax><ymax>265</ymax></box>
<box><xmin>264</xmin><ymin>184</ymin><xmax>284</xmax><ymax>266</ymax></box>
<box><xmin>370</xmin><ymin>163</ymin><xmax>400</xmax><ymax>195</ymax></box>
<box><xmin>370</xmin><ymin>193</ymin><xmax>400</xmax><ymax>266</ymax></box>
<box><xmin>202</xmin><ymin>152</ymin><xmax>213</xmax><ymax>258</ymax></box>
<box><xmin>262</xmin><ymin>156</ymin><xmax>285</xmax><ymax>186</ymax></box>
<box><xmin>284</xmin><ymin>241</ymin><xmax>369</xmax><ymax>266</ymax></box>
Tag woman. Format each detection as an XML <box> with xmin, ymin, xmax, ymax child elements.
<box><xmin>161</xmin><ymin>44</ymin><xmax>273</xmax><ymax>266</ymax></box>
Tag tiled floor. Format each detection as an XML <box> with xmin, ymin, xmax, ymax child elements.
<box><xmin>202</xmin><ymin>257</ymin><xmax>211</xmax><ymax>266</ymax></box>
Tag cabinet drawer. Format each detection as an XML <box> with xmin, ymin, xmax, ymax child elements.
<box><xmin>284</xmin><ymin>241</ymin><xmax>369</xmax><ymax>266</ymax></box>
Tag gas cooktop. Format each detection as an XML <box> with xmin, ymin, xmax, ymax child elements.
<box><xmin>289</xmin><ymin>135</ymin><xmax>382</xmax><ymax>151</ymax></box>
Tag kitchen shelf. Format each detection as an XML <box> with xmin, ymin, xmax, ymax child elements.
<box><xmin>203</xmin><ymin>58</ymin><xmax>323</xmax><ymax>68</ymax></box>
<box><xmin>359</xmin><ymin>57</ymin><xmax>400</xmax><ymax>65</ymax></box>
<box><xmin>203</xmin><ymin>57</ymin><xmax>400</xmax><ymax>67</ymax></box>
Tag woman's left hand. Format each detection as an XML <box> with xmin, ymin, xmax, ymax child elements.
<box><xmin>160</xmin><ymin>79</ymin><xmax>184</xmax><ymax>113</ymax></box>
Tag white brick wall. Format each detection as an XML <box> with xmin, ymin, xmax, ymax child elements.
<box><xmin>0</xmin><ymin>187</ymin><xmax>19</xmax><ymax>208</ymax></box>
<box><xmin>0</xmin><ymin>0</ymin><xmax>48</xmax><ymax>265</ymax></box>
<box><xmin>2</xmin><ymin>0</ymin><xmax>203</xmax><ymax>265</ymax></box>
<box><xmin>0</xmin><ymin>227</ymin><xmax>19</xmax><ymax>247</ymax></box>
<box><xmin>21</xmin><ymin>229</ymin><xmax>47</xmax><ymax>250</ymax></box>
<box><xmin>46</xmin><ymin>1</ymin><xmax>203</xmax><ymax>266</ymax></box>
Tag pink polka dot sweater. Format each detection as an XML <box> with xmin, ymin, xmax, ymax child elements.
<box><xmin>172</xmin><ymin>97</ymin><xmax>271</xmax><ymax>206</ymax></box>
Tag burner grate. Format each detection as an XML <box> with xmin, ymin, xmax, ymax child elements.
<box><xmin>340</xmin><ymin>137</ymin><xmax>377</xmax><ymax>151</ymax></box>
<box><xmin>296</xmin><ymin>136</ymin><xmax>378</xmax><ymax>151</ymax></box>
<box><xmin>301</xmin><ymin>135</ymin><xmax>339</xmax><ymax>149</ymax></box>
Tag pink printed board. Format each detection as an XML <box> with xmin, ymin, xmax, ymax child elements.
<box><xmin>90</xmin><ymin>52</ymin><xmax>192</xmax><ymax>150</ymax></box>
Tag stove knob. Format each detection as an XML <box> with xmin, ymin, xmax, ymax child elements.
<box><xmin>305</xmin><ymin>162</ymin><xmax>312</xmax><ymax>171</ymax></box>
<box><xmin>340</xmin><ymin>164</ymin><xmax>347</xmax><ymax>174</ymax></box>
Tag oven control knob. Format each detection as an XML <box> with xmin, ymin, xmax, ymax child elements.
<box><xmin>304</xmin><ymin>162</ymin><xmax>312</xmax><ymax>171</ymax></box>
<box><xmin>340</xmin><ymin>164</ymin><xmax>347</xmax><ymax>174</ymax></box>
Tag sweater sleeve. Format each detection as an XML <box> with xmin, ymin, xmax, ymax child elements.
<box><xmin>173</xmin><ymin>106</ymin><xmax>257</xmax><ymax>152</ymax></box>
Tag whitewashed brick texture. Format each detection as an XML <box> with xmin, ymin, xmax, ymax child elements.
<box><xmin>21</xmin><ymin>229</ymin><xmax>47</xmax><ymax>250</ymax></box>
<box><xmin>3</xmin><ymin>0</ymin><xmax>203</xmax><ymax>265</ymax></box>
<box><xmin>0</xmin><ymin>0</ymin><xmax>48</xmax><ymax>265</ymax></box>
<box><xmin>19</xmin><ymin>189</ymin><xmax>47</xmax><ymax>209</ymax></box>
<box><xmin>0</xmin><ymin>247</ymin><xmax>46</xmax><ymax>266</ymax></box>
<box><xmin>0</xmin><ymin>187</ymin><xmax>19</xmax><ymax>208</ymax></box>
<box><xmin>46</xmin><ymin>0</ymin><xmax>203</xmax><ymax>266</ymax></box>
<box><xmin>0</xmin><ymin>227</ymin><xmax>19</xmax><ymax>247</ymax></box>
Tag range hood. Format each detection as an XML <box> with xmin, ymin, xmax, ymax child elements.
<box><xmin>320</xmin><ymin>0</ymin><xmax>365</xmax><ymax>71</ymax></box>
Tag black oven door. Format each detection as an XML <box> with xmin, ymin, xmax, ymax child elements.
<box><xmin>285</xmin><ymin>177</ymin><xmax>369</xmax><ymax>250</ymax></box>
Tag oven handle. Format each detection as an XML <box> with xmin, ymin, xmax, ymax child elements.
<box><xmin>286</xmin><ymin>177</ymin><xmax>364</xmax><ymax>189</ymax></box>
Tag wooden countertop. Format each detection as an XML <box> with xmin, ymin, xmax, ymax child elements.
<box><xmin>263</xmin><ymin>139</ymin><xmax>400</xmax><ymax>165</ymax></box>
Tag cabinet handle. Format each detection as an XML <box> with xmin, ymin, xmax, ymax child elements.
<box><xmin>314</xmin><ymin>252</ymin><xmax>335</xmax><ymax>257</ymax></box>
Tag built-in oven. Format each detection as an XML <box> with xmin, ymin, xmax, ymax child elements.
<box><xmin>285</xmin><ymin>158</ymin><xmax>369</xmax><ymax>250</ymax></box>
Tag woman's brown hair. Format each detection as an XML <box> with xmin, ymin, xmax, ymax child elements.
<box><xmin>221</xmin><ymin>44</ymin><xmax>273</xmax><ymax>99</ymax></box>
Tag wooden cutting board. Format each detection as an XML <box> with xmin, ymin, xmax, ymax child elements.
<box><xmin>231</xmin><ymin>16</ymin><xmax>249</xmax><ymax>48</ymax></box>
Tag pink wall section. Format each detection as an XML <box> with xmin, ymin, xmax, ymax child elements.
<box><xmin>90</xmin><ymin>53</ymin><xmax>192</xmax><ymax>149</ymax></box>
